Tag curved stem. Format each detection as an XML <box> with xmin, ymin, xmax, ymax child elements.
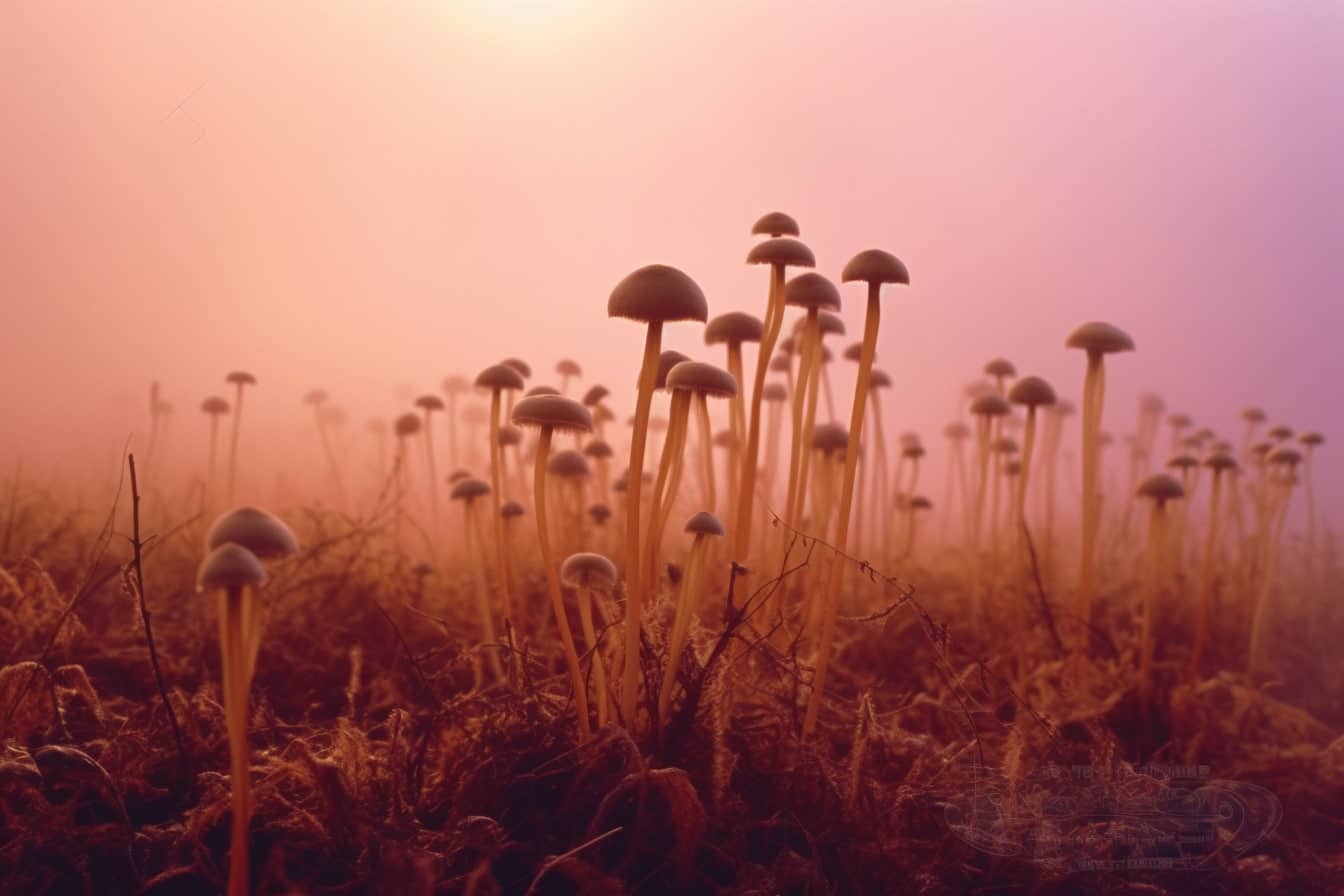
<box><xmin>648</xmin><ymin>395</ymin><xmax>692</xmax><ymax>589</ymax></box>
<box><xmin>467</xmin><ymin>501</ymin><xmax>503</xmax><ymax>682</ymax></box>
<box><xmin>488</xmin><ymin>391</ymin><xmax>513</xmax><ymax>629</ymax></box>
<box><xmin>726</xmin><ymin>342</ymin><xmax>746</xmax><ymax>534</ymax></box>
<box><xmin>731</xmin><ymin>264</ymin><xmax>786</xmax><ymax>564</ymax></box>
<box><xmin>576</xmin><ymin>584</ymin><xmax>608</xmax><ymax>727</ymax></box>
<box><xmin>1014</xmin><ymin>409</ymin><xmax>1038</xmax><ymax>682</ymax></box>
<box><xmin>1075</xmin><ymin>353</ymin><xmax>1104</xmax><ymax>648</ymax></box>
<box><xmin>227</xmin><ymin>385</ymin><xmax>244</xmax><ymax>505</ymax></box>
<box><xmin>659</xmin><ymin>534</ymin><xmax>706</xmax><ymax>728</ymax></box>
<box><xmin>794</xmin><ymin>313</ymin><xmax>823</xmax><ymax>532</ymax></box>
<box><xmin>695</xmin><ymin>392</ymin><xmax>716</xmax><ymax>512</ymax></box>
<box><xmin>1188</xmin><ymin>470</ymin><xmax>1224</xmax><ymax>684</ymax></box>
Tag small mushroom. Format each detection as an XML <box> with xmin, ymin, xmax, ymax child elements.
<box><xmin>657</xmin><ymin>511</ymin><xmax>725</xmax><ymax>730</ymax></box>
<box><xmin>560</xmin><ymin>552</ymin><xmax>619</xmax><ymax>728</ymax></box>
<box><xmin>1135</xmin><ymin>473</ymin><xmax>1184</xmax><ymax>708</ymax></box>
<box><xmin>224</xmin><ymin>372</ymin><xmax>256</xmax><ymax>504</ymax></box>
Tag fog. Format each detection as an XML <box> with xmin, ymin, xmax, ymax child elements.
<box><xmin>4</xmin><ymin>1</ymin><xmax>1341</xmax><ymax>528</ymax></box>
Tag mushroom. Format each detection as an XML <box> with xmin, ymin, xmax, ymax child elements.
<box><xmin>475</xmin><ymin>363</ymin><xmax>528</xmax><ymax>632</ymax></box>
<box><xmin>392</xmin><ymin>412</ymin><xmax>422</xmax><ymax>547</ymax></box>
<box><xmin>1041</xmin><ymin>399</ymin><xmax>1075</xmax><ymax>578</ymax></box>
<box><xmin>904</xmin><ymin>495</ymin><xmax>933</xmax><ymax>562</ymax></box>
<box><xmin>200</xmin><ymin>396</ymin><xmax>231</xmax><ymax>506</ymax></box>
<box><xmin>705</xmin><ymin>312</ymin><xmax>763</xmax><ymax>527</ymax></box>
<box><xmin>200</xmin><ymin>506</ymin><xmax>297</xmax><ymax>896</ymax></box>
<box><xmin>547</xmin><ymin>449</ymin><xmax>592</xmax><ymax>556</ymax></box>
<box><xmin>1166</xmin><ymin>453</ymin><xmax>1200</xmax><ymax>562</ymax></box>
<box><xmin>583</xmin><ymin>384</ymin><xmax>610</xmax><ymax>408</ymax></box>
<box><xmin>500</xmin><ymin>358</ymin><xmax>532</xmax><ymax>419</ymax></box>
<box><xmin>868</xmin><ymin>369</ymin><xmax>895</xmax><ymax>557</ymax></box>
<box><xmin>657</xmin><ymin>511</ymin><xmax>725</xmax><ymax>730</ymax></box>
<box><xmin>751</xmin><ymin>211</ymin><xmax>800</xmax><ymax>237</ymax></box>
<box><xmin>224</xmin><ymin>371</ymin><xmax>256</xmax><ymax>504</ymax></box>
<box><xmin>560</xmin><ymin>552</ymin><xmax>618</xmax><ymax>728</ymax></box>
<box><xmin>556</xmin><ymin>359</ymin><xmax>583</xmax><ymax>395</ymax></box>
<box><xmin>1247</xmin><ymin>445</ymin><xmax>1303</xmax><ymax>676</ymax></box>
<box><xmin>984</xmin><ymin>358</ymin><xmax>1017</xmax><ymax>395</ymax></box>
<box><xmin>450</xmin><ymin>477</ymin><xmax>504</xmax><ymax>683</ymax></box>
<box><xmin>811</xmin><ymin>312</ymin><xmax>846</xmax><ymax>421</ymax></box>
<box><xmin>440</xmin><ymin>375</ymin><xmax>470</xmax><ymax>469</ymax></box>
<box><xmin>803</xmin><ymin>248</ymin><xmax>909</xmax><ymax>740</ymax></box>
<box><xmin>1007</xmin><ymin>375</ymin><xmax>1057</xmax><ymax>679</ymax></box>
<box><xmin>414</xmin><ymin>395</ymin><xmax>447</xmax><ymax>539</ymax></box>
<box><xmin>968</xmin><ymin>392</ymin><xmax>1012</xmax><ymax>618</ymax></box>
<box><xmin>941</xmin><ymin>421</ymin><xmax>972</xmax><ymax>544</ymax></box>
<box><xmin>1134</xmin><ymin>473</ymin><xmax>1184</xmax><ymax>708</ymax></box>
<box><xmin>734</xmin><ymin>235</ymin><xmax>815</xmax><ymax>573</ymax></box>
<box><xmin>583</xmin><ymin>439</ymin><xmax>614</xmax><ymax>510</ymax></box>
<box><xmin>1065</xmin><ymin>322</ymin><xmax>1135</xmax><ymax>643</ymax></box>
<box><xmin>512</xmin><ymin>393</ymin><xmax>595</xmax><ymax>737</ymax></box>
<box><xmin>780</xmin><ymin>272</ymin><xmax>841</xmax><ymax>538</ymax></box>
<box><xmin>1166</xmin><ymin>413</ymin><xmax>1193</xmax><ymax>459</ymax></box>
<box><xmin>1188</xmin><ymin>451</ymin><xmax>1237</xmax><ymax>684</ymax></box>
<box><xmin>1299</xmin><ymin>432</ymin><xmax>1325</xmax><ymax>570</ymax></box>
<box><xmin>761</xmin><ymin>381</ymin><xmax>789</xmax><ymax>500</ymax></box>
<box><xmin>607</xmin><ymin>265</ymin><xmax>708</xmax><ymax>729</ymax></box>
<box><xmin>1240</xmin><ymin>407</ymin><xmax>1266</xmax><ymax>458</ymax></box>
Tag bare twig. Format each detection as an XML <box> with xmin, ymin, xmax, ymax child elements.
<box><xmin>522</xmin><ymin>826</ymin><xmax>624</xmax><ymax>896</ymax></box>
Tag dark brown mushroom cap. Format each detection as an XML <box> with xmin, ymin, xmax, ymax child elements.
<box><xmin>762</xmin><ymin>383</ymin><xmax>788</xmax><ymax>402</ymax></box>
<box><xmin>751</xmin><ymin>212</ymin><xmax>800</xmax><ymax>237</ymax></box>
<box><xmin>991</xmin><ymin>437</ymin><xmax>1019</xmax><ymax>455</ymax></box>
<box><xmin>414</xmin><ymin>394</ymin><xmax>446</xmax><ymax>412</ymax></box>
<box><xmin>902</xmin><ymin>442</ymin><xmax>927</xmax><ymax>459</ymax></box>
<box><xmin>556</xmin><ymin>359</ymin><xmax>583</xmax><ymax>378</ymax></box>
<box><xmin>588</xmin><ymin>503</ymin><xmax>612</xmax><ymax>524</ymax></box>
<box><xmin>1004</xmin><ymin>460</ymin><xmax>1022</xmax><ymax>476</ymax></box>
<box><xmin>667</xmin><ymin>361</ymin><xmax>738</xmax><ymax>399</ymax></box>
<box><xmin>970</xmin><ymin>393</ymin><xmax>1012</xmax><ymax>417</ymax></box>
<box><xmin>984</xmin><ymin>358</ymin><xmax>1016</xmax><ymax>381</ymax></box>
<box><xmin>497</xmin><ymin>424</ymin><xmax>522</xmax><ymax>447</ymax></box>
<box><xmin>811</xmin><ymin>422</ymin><xmax>849</xmax><ymax>455</ymax></box>
<box><xmin>197</xmin><ymin>544</ymin><xmax>266</xmax><ymax>591</ymax></box>
<box><xmin>447</xmin><ymin>469</ymin><xmax>471</xmax><ymax>483</ymax></box>
<box><xmin>526</xmin><ymin>385</ymin><xmax>561</xmax><ymax>397</ymax></box>
<box><xmin>841</xmin><ymin>249</ymin><xmax>910</xmax><ymax>285</ymax></box>
<box><xmin>501</xmin><ymin>500</ymin><xmax>525</xmax><ymax>519</ymax></box>
<box><xmin>1241</xmin><ymin>407</ymin><xmax>1267</xmax><ymax>423</ymax></box>
<box><xmin>450</xmin><ymin>477</ymin><xmax>490</xmax><ymax>501</ymax></box>
<box><xmin>944</xmin><ymin>421</ymin><xmax>971</xmax><ymax>440</ymax></box>
<box><xmin>746</xmin><ymin>237</ymin><xmax>815</xmax><ymax>268</ymax></box>
<box><xmin>869</xmin><ymin>369</ymin><xmax>893</xmax><ymax>389</ymax></box>
<box><xmin>548</xmin><ymin>449</ymin><xmax>591</xmax><ymax>478</ymax></box>
<box><xmin>784</xmin><ymin>272</ymin><xmax>841</xmax><ymax>311</ymax></box>
<box><xmin>560</xmin><ymin>552</ymin><xmax>618</xmax><ymax>589</ymax></box>
<box><xmin>1168</xmin><ymin>413</ymin><xmax>1193</xmax><ymax>429</ymax></box>
<box><xmin>843</xmin><ymin>342</ymin><xmax>867</xmax><ymax>362</ymax></box>
<box><xmin>778</xmin><ymin>335</ymin><xmax>797</xmax><ymax>355</ymax></box>
<box><xmin>201</xmin><ymin>396</ymin><xmax>230</xmax><ymax>415</ymax></box>
<box><xmin>303</xmin><ymin>389</ymin><xmax>329</xmax><ymax>406</ymax></box>
<box><xmin>501</xmin><ymin>358</ymin><xmax>532</xmax><ymax>379</ymax></box>
<box><xmin>818</xmin><ymin>312</ymin><xmax>846</xmax><ymax>338</ymax></box>
<box><xmin>769</xmin><ymin>355</ymin><xmax>792</xmax><ymax>373</ymax></box>
<box><xmin>648</xmin><ymin>350</ymin><xmax>688</xmax><ymax>390</ymax></box>
<box><xmin>512</xmin><ymin>394</ymin><xmax>593</xmax><ymax>433</ymax></box>
<box><xmin>1268</xmin><ymin>445</ymin><xmax>1302</xmax><ymax>466</ymax></box>
<box><xmin>226</xmin><ymin>371</ymin><xmax>257</xmax><ymax>386</ymax></box>
<box><xmin>583</xmin><ymin>439</ymin><xmax>613</xmax><ymax>460</ymax></box>
<box><xmin>1008</xmin><ymin>376</ymin><xmax>1057</xmax><ymax>407</ymax></box>
<box><xmin>1300</xmin><ymin>432</ymin><xmax>1325</xmax><ymax>447</ymax></box>
<box><xmin>909</xmin><ymin>495</ymin><xmax>933</xmax><ymax>511</ymax></box>
<box><xmin>705</xmin><ymin>311</ymin><xmax>764</xmax><ymax>346</ymax></box>
<box><xmin>583</xmin><ymin>384</ymin><xmax>610</xmax><ymax>406</ymax></box>
<box><xmin>206</xmin><ymin>506</ymin><xmax>299</xmax><ymax>559</ymax></box>
<box><xmin>608</xmin><ymin>264</ymin><xmax>708</xmax><ymax>324</ymax></box>
<box><xmin>476</xmin><ymin>363</ymin><xmax>527</xmax><ymax>392</ymax></box>
<box><xmin>685</xmin><ymin>511</ymin><xmax>726</xmax><ymax>537</ymax></box>
<box><xmin>1137</xmin><ymin>473</ymin><xmax>1185</xmax><ymax>503</ymax></box>
<box><xmin>1251</xmin><ymin>442</ymin><xmax>1272</xmax><ymax>459</ymax></box>
<box><xmin>898</xmin><ymin>432</ymin><xmax>921</xmax><ymax>449</ymax></box>
<box><xmin>1266</xmin><ymin>425</ymin><xmax>1294</xmax><ymax>441</ymax></box>
<box><xmin>1167</xmin><ymin>454</ymin><xmax>1199</xmax><ymax>471</ymax></box>
<box><xmin>394</xmin><ymin>413</ymin><xmax>422</xmax><ymax>438</ymax></box>
<box><xmin>1203</xmin><ymin>452</ymin><xmax>1238</xmax><ymax>472</ymax></box>
<box><xmin>1210</xmin><ymin>440</ymin><xmax>1234</xmax><ymax>454</ymax></box>
<box><xmin>1065</xmin><ymin>322</ymin><xmax>1134</xmax><ymax>354</ymax></box>
<box><xmin>441</xmin><ymin>375</ymin><xmax>470</xmax><ymax>394</ymax></box>
<box><xmin>411</xmin><ymin>561</ymin><xmax>434</xmax><ymax>577</ymax></box>
<box><xmin>1140</xmin><ymin>393</ymin><xmax>1166</xmax><ymax>414</ymax></box>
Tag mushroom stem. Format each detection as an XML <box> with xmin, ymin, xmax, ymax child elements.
<box><xmin>647</xmin><ymin>392</ymin><xmax>692</xmax><ymax>588</ymax></box>
<box><xmin>1188</xmin><ymin>469</ymin><xmax>1225</xmax><ymax>684</ymax></box>
<box><xmin>227</xmin><ymin>384</ymin><xmax>245</xmax><ymax>505</ymax></box>
<box><xmin>763</xmin><ymin>387</ymin><xmax>784</xmax><ymax>500</ymax></box>
<box><xmin>695</xmin><ymin>392</ymin><xmax>716</xmax><ymax>512</ymax></box>
<box><xmin>726</xmin><ymin>342</ymin><xmax>746</xmax><ymax>531</ymax></box>
<box><xmin>1013</xmin><ymin>408</ymin><xmax>1039</xmax><ymax>682</ymax></box>
<box><xmin>535</xmin><ymin>428</ymin><xmax>592</xmax><ymax>738</ymax></box>
<box><xmin>793</xmin><ymin>313</ymin><xmax>824</xmax><ymax>533</ymax></box>
<box><xmin>803</xmin><ymin>283</ymin><xmax>879</xmax><ymax>740</ymax></box>
<box><xmin>970</xmin><ymin>414</ymin><xmax>993</xmax><ymax>621</ymax></box>
<box><xmin>783</xmin><ymin>316</ymin><xmax>817</xmax><ymax>535</ymax></box>
<box><xmin>446</xmin><ymin>392</ymin><xmax>459</xmax><ymax>470</ymax></box>
<box><xmin>576</xmin><ymin>583</ymin><xmax>608</xmax><ymax>727</ymax></box>
<box><xmin>621</xmin><ymin>322</ymin><xmax>663</xmax><ymax>728</ymax></box>
<box><xmin>487</xmin><ymin>391</ymin><xmax>513</xmax><ymax>629</ymax></box>
<box><xmin>659</xmin><ymin>532</ymin><xmax>707</xmax><ymax>729</ymax></box>
<box><xmin>423</xmin><ymin>412</ymin><xmax>440</xmax><ymax>540</ymax></box>
<box><xmin>1247</xmin><ymin>471</ymin><xmax>1294</xmax><ymax>677</ymax></box>
<box><xmin>218</xmin><ymin>584</ymin><xmax>253</xmax><ymax>896</ymax></box>
<box><xmin>1076</xmin><ymin>352</ymin><xmax>1105</xmax><ymax>646</ymax></box>
<box><xmin>821</xmin><ymin>358</ymin><xmax>838</xmax><ymax>422</ymax></box>
<box><xmin>207</xmin><ymin>413</ymin><xmax>222</xmax><ymax>509</ymax></box>
<box><xmin>1139</xmin><ymin>501</ymin><xmax>1168</xmax><ymax>707</ymax></box>
<box><xmin>869</xmin><ymin>394</ymin><xmax>890</xmax><ymax>558</ymax></box>
<box><xmin>465</xmin><ymin>500</ymin><xmax>504</xmax><ymax>683</ymax></box>
<box><xmin>314</xmin><ymin>406</ymin><xmax>346</xmax><ymax>508</ymax></box>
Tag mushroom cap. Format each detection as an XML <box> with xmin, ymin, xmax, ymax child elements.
<box><xmin>778</xmin><ymin>335</ymin><xmax>797</xmax><ymax>355</ymax></box>
<box><xmin>476</xmin><ymin>363</ymin><xmax>527</xmax><ymax>392</ymax></box>
<box><xmin>811</xmin><ymin>422</ymin><xmax>849</xmax><ymax>455</ymax></box>
<box><xmin>547</xmin><ymin>449</ymin><xmax>591</xmax><ymax>478</ymax></box>
<box><xmin>869</xmin><ymin>369</ymin><xmax>893</xmax><ymax>389</ymax></box>
<box><xmin>501</xmin><ymin>358</ymin><xmax>532</xmax><ymax>379</ymax></box>
<box><xmin>588</xmin><ymin>503</ymin><xmax>612</xmax><ymax>524</ymax></box>
<box><xmin>196</xmin><ymin>544</ymin><xmax>266</xmax><ymax>591</ymax></box>
<box><xmin>1268</xmin><ymin>445</ymin><xmax>1302</xmax><ymax>466</ymax></box>
<box><xmin>556</xmin><ymin>359</ymin><xmax>583</xmax><ymax>377</ymax></box>
<box><xmin>608</xmin><ymin>265</ymin><xmax>708</xmax><ymax>324</ymax></box>
<box><xmin>560</xmin><ymin>552</ymin><xmax>619</xmax><ymax>589</ymax></box>
<box><xmin>751</xmin><ymin>212</ymin><xmax>800</xmax><ymax>237</ymax></box>
<box><xmin>818</xmin><ymin>312</ymin><xmax>846</xmax><ymax>338</ymax></box>
<box><xmin>984</xmin><ymin>358</ymin><xmax>1016</xmax><ymax>380</ymax></box>
<box><xmin>1209</xmin><ymin>440</ymin><xmax>1234</xmax><ymax>454</ymax></box>
<box><xmin>1266</xmin><ymin>425</ymin><xmax>1294</xmax><ymax>441</ymax></box>
<box><xmin>447</xmin><ymin>469</ymin><xmax>471</xmax><ymax>483</ymax></box>
<box><xmin>411</xmin><ymin>561</ymin><xmax>434</xmax><ymax>577</ymax></box>
<box><xmin>784</xmin><ymin>272</ymin><xmax>841</xmax><ymax>311</ymax></box>
<box><xmin>511</xmin><ymin>394</ymin><xmax>593</xmax><ymax>433</ymax></box>
<box><xmin>441</xmin><ymin>375</ymin><xmax>470</xmax><ymax>394</ymax></box>
<box><xmin>1140</xmin><ymin>393</ymin><xmax>1167</xmax><ymax>414</ymax></box>
<box><xmin>501</xmin><ymin>500</ymin><xmax>525</xmax><ymax>519</ymax></box>
<box><xmin>201</xmin><ymin>396</ymin><xmax>230</xmax><ymax>415</ymax></box>
<box><xmin>1167</xmin><ymin>454</ymin><xmax>1199</xmax><ymax>470</ymax></box>
<box><xmin>841</xmin><ymin>249</ymin><xmax>910</xmax><ymax>285</ymax></box>
<box><xmin>583</xmin><ymin>384</ymin><xmax>610</xmax><ymax>407</ymax></box>
<box><xmin>394</xmin><ymin>413</ymin><xmax>422</xmax><ymax>437</ymax></box>
<box><xmin>583</xmin><ymin>439</ymin><xmax>614</xmax><ymax>460</ymax></box>
<box><xmin>1008</xmin><ymin>375</ymin><xmax>1057</xmax><ymax>407</ymax></box>
<box><xmin>909</xmin><ymin>495</ymin><xmax>933</xmax><ymax>511</ymax></box>
<box><xmin>1065</xmin><ymin>322</ymin><xmax>1135</xmax><ymax>354</ymax></box>
<box><xmin>655</xmin><ymin>350</ymin><xmax>691</xmax><ymax>390</ymax></box>
<box><xmin>762</xmin><ymin>383</ymin><xmax>788</xmax><ymax>402</ymax></box>
<box><xmin>497</xmin><ymin>424</ymin><xmax>522</xmax><ymax>447</ymax></box>
<box><xmin>1168</xmin><ymin>413</ymin><xmax>1193</xmax><ymax>429</ymax></box>
<box><xmin>746</xmin><ymin>237</ymin><xmax>815</xmax><ymax>268</ymax></box>
<box><xmin>206</xmin><ymin>507</ymin><xmax>298</xmax><ymax>559</ymax></box>
<box><xmin>769</xmin><ymin>355</ymin><xmax>791</xmax><ymax>373</ymax></box>
<box><xmin>593</xmin><ymin>404</ymin><xmax>615</xmax><ymax>424</ymax></box>
<box><xmin>414</xmin><ymin>394</ymin><xmax>445</xmax><ymax>413</ymax></box>
<box><xmin>1137</xmin><ymin>473</ymin><xmax>1185</xmax><ymax>502</ymax></box>
<box><xmin>943</xmin><ymin>421</ymin><xmax>971</xmax><ymax>440</ymax></box>
<box><xmin>902</xmin><ymin>442</ymin><xmax>927</xmax><ymax>459</ymax></box>
<box><xmin>1300</xmin><ymin>432</ymin><xmax>1324</xmax><ymax>447</ymax></box>
<box><xmin>970</xmin><ymin>393</ymin><xmax>1012</xmax><ymax>417</ymax></box>
<box><xmin>1193</xmin><ymin>428</ymin><xmax>1215</xmax><ymax>442</ymax></box>
<box><xmin>226</xmin><ymin>371</ymin><xmax>257</xmax><ymax>386</ymax></box>
<box><xmin>525</xmin><ymin>385</ymin><xmax>561</xmax><ymax>397</ymax></box>
<box><xmin>685</xmin><ymin>511</ymin><xmax>726</xmax><ymax>537</ymax></box>
<box><xmin>1004</xmin><ymin>460</ymin><xmax>1022</xmax><ymax>476</ymax></box>
<box><xmin>303</xmin><ymin>389</ymin><xmax>328</xmax><ymax>406</ymax></box>
<box><xmin>1241</xmin><ymin>407</ymin><xmax>1266</xmax><ymax>423</ymax></box>
<box><xmin>991</xmin><ymin>437</ymin><xmax>1019</xmax><ymax>455</ymax></box>
<box><xmin>1203</xmin><ymin>451</ymin><xmax>1238</xmax><ymax>472</ymax></box>
<box><xmin>898</xmin><ymin>431</ymin><xmax>921</xmax><ymax>449</ymax></box>
<box><xmin>1251</xmin><ymin>442</ymin><xmax>1272</xmax><ymax>459</ymax></box>
<box><xmin>667</xmin><ymin>361</ymin><xmax>738</xmax><ymax>399</ymax></box>
<box><xmin>842</xmin><ymin>342</ymin><xmax>867</xmax><ymax>362</ymax></box>
<box><xmin>450</xmin><ymin>477</ymin><xmax>490</xmax><ymax>501</ymax></box>
<box><xmin>705</xmin><ymin>311</ymin><xmax>764</xmax><ymax>345</ymax></box>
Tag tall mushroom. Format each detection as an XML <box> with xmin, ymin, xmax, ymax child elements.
<box><xmin>201</xmin><ymin>396</ymin><xmax>231</xmax><ymax>507</ymax></box>
<box><xmin>1247</xmin><ymin>445</ymin><xmax>1302</xmax><ymax>676</ymax></box>
<box><xmin>607</xmin><ymin>265</ymin><xmax>708</xmax><ymax>730</ymax></box>
<box><xmin>304</xmin><ymin>389</ymin><xmax>345</xmax><ymax>506</ymax></box>
<box><xmin>556</xmin><ymin>358</ymin><xmax>583</xmax><ymax>396</ymax></box>
<box><xmin>1299</xmin><ymin>432</ymin><xmax>1325</xmax><ymax>571</ymax></box>
<box><xmin>224</xmin><ymin>371</ymin><xmax>256</xmax><ymax>505</ymax></box>
<box><xmin>1240</xmin><ymin>407</ymin><xmax>1266</xmax><ymax>458</ymax></box>
<box><xmin>780</xmin><ymin>272</ymin><xmax>841</xmax><ymax>537</ymax></box>
<box><xmin>705</xmin><ymin>312</ymin><xmax>763</xmax><ymax>529</ymax></box>
<box><xmin>1007</xmin><ymin>375</ymin><xmax>1057</xmax><ymax>680</ymax></box>
<box><xmin>1188</xmin><ymin>451</ymin><xmax>1237</xmax><ymax>684</ymax></box>
<box><xmin>450</xmin><ymin>477</ymin><xmax>504</xmax><ymax>683</ymax></box>
<box><xmin>1134</xmin><ymin>473</ymin><xmax>1184</xmax><ymax>708</ymax></box>
<box><xmin>984</xmin><ymin>358</ymin><xmax>1017</xmax><ymax>395</ymax></box>
<box><xmin>1065</xmin><ymin>322</ymin><xmax>1135</xmax><ymax>647</ymax></box>
<box><xmin>658</xmin><ymin>511</ymin><xmax>725</xmax><ymax>730</ymax></box>
<box><xmin>414</xmin><ymin>395</ymin><xmax>447</xmax><ymax>539</ymax></box>
<box><xmin>392</xmin><ymin>412</ymin><xmax>422</xmax><ymax>548</ymax></box>
<box><xmin>803</xmin><ymin>248</ymin><xmax>908</xmax><ymax>740</ymax></box>
<box><xmin>968</xmin><ymin>391</ymin><xmax>1011</xmax><ymax>619</ymax></box>
<box><xmin>512</xmin><ymin>393</ymin><xmax>595</xmax><ymax>737</ymax></box>
<box><xmin>476</xmin><ymin>363</ymin><xmax>528</xmax><ymax>633</ymax></box>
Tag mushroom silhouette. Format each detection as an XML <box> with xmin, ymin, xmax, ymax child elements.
<box><xmin>780</xmin><ymin>272</ymin><xmax>841</xmax><ymax>538</ymax></box>
<box><xmin>968</xmin><ymin>391</ymin><xmax>1012</xmax><ymax>619</ymax></box>
<box><xmin>224</xmin><ymin>371</ymin><xmax>256</xmax><ymax>504</ymax></box>
<box><xmin>705</xmin><ymin>311</ymin><xmax>763</xmax><ymax>528</ymax></box>
<box><xmin>657</xmin><ymin>511</ymin><xmax>725</xmax><ymax>730</ymax></box>
<box><xmin>1134</xmin><ymin>473</ymin><xmax>1184</xmax><ymax>708</ymax></box>
<box><xmin>556</xmin><ymin>359</ymin><xmax>582</xmax><ymax>395</ymax></box>
<box><xmin>561</xmin><ymin>552</ymin><xmax>618</xmax><ymax>728</ymax></box>
<box><xmin>476</xmin><ymin>363</ymin><xmax>528</xmax><ymax>631</ymax></box>
<box><xmin>1240</xmin><ymin>407</ymin><xmax>1266</xmax><ymax>457</ymax></box>
<box><xmin>200</xmin><ymin>396</ymin><xmax>231</xmax><ymax>507</ymax></box>
<box><xmin>1007</xmin><ymin>375</ymin><xmax>1057</xmax><ymax>679</ymax></box>
<box><xmin>1247</xmin><ymin>444</ymin><xmax>1303</xmax><ymax>676</ymax></box>
<box><xmin>1188</xmin><ymin>451</ymin><xmax>1237</xmax><ymax>684</ymax></box>
<box><xmin>1299</xmin><ymin>432</ymin><xmax>1325</xmax><ymax>569</ymax></box>
<box><xmin>751</xmin><ymin>211</ymin><xmax>800</xmax><ymax>237</ymax></box>
<box><xmin>984</xmin><ymin>358</ymin><xmax>1017</xmax><ymax>394</ymax></box>
<box><xmin>450</xmin><ymin>477</ymin><xmax>504</xmax><ymax>683</ymax></box>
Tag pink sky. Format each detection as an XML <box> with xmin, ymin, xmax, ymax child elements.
<box><xmin>3</xmin><ymin>2</ymin><xmax>1341</xmax><ymax>528</ymax></box>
